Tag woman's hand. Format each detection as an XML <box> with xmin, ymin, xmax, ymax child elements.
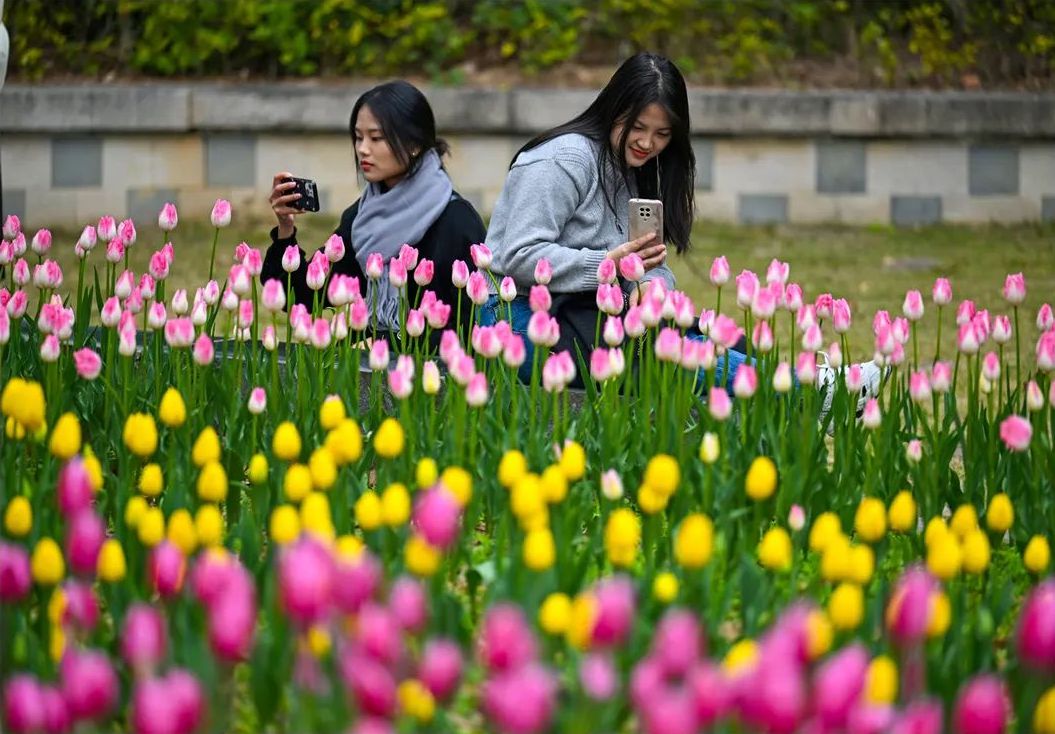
<box><xmin>607</xmin><ymin>231</ymin><xmax>667</xmax><ymax>271</ymax></box>
<box><xmin>270</xmin><ymin>171</ymin><xmax>304</xmax><ymax>239</ymax></box>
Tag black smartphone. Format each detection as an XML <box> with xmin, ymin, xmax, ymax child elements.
<box><xmin>282</xmin><ymin>176</ymin><xmax>321</xmax><ymax>212</ymax></box>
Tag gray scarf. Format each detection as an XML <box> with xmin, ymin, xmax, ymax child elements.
<box><xmin>351</xmin><ymin>149</ymin><xmax>452</xmax><ymax>332</ymax></box>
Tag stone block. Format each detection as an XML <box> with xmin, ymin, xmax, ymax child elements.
<box><xmin>694</xmin><ymin>192</ymin><xmax>737</xmax><ymax>222</ymax></box>
<box><xmin>74</xmin><ymin>189</ymin><xmax>126</xmax><ymax>223</ymax></box>
<box><xmin>1042</xmin><ymin>196</ymin><xmax>1055</xmax><ymax>222</ymax></box>
<box><xmin>869</xmin><ymin>142</ymin><xmax>967</xmax><ymax>195</ymax></box>
<box><xmin>205</xmin><ymin>134</ymin><xmax>257</xmax><ymax>187</ymax></box>
<box><xmin>127</xmin><ymin>188</ymin><xmax>179</xmax><ymax>226</ymax></box>
<box><xmin>829</xmin><ymin>95</ymin><xmax>880</xmax><ymax>135</ymax></box>
<box><xmin>816</xmin><ymin>140</ymin><xmax>867</xmax><ymax>194</ymax></box>
<box><xmin>1021</xmin><ymin>145</ymin><xmax>1055</xmax><ymax>195</ymax></box>
<box><xmin>445</xmin><ymin>135</ymin><xmax>517</xmax><ymax>190</ymax></box>
<box><xmin>191</xmin><ymin>84</ymin><xmax>367</xmax><ymax>132</ymax></box>
<box><xmin>787</xmin><ymin>193</ymin><xmax>888</xmax><ymax>225</ymax></box>
<box><xmin>52</xmin><ymin>136</ymin><xmax>103</xmax><ymax>187</ymax></box>
<box><xmin>739</xmin><ymin>194</ymin><xmax>788</xmax><ymax>225</ymax></box>
<box><xmin>0</xmin><ymin>85</ymin><xmax>191</xmax><ymax>132</ymax></box>
<box><xmin>692</xmin><ymin>139</ymin><xmax>714</xmax><ymax>191</ymax></box>
<box><xmin>428</xmin><ymin>87</ymin><xmax>510</xmax><ymax>132</ymax></box>
<box><xmin>511</xmin><ymin>89</ymin><xmax>595</xmax><ymax>134</ymax></box>
<box><xmin>690</xmin><ymin>90</ymin><xmax>832</xmax><ymax>135</ymax></box>
<box><xmin>2</xmin><ymin>189</ymin><xmax>26</xmax><ymax>223</ymax></box>
<box><xmin>891</xmin><ymin>195</ymin><xmax>942</xmax><ymax>226</ymax></box>
<box><xmin>943</xmin><ymin>195</ymin><xmax>1037</xmax><ymax>223</ymax></box>
<box><xmin>715</xmin><ymin>139</ymin><xmax>813</xmax><ymax>194</ymax></box>
<box><xmin>968</xmin><ymin>144</ymin><xmax>1019</xmax><ymax>196</ymax></box>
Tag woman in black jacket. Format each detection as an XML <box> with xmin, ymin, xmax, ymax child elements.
<box><xmin>260</xmin><ymin>80</ymin><xmax>485</xmax><ymax>338</ymax></box>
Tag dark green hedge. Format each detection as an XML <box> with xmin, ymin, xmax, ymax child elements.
<box><xmin>5</xmin><ymin>0</ymin><xmax>1054</xmax><ymax>87</ymax></box>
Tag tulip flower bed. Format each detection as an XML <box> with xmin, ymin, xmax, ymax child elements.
<box><xmin>1</xmin><ymin>205</ymin><xmax>1054</xmax><ymax>734</ymax></box>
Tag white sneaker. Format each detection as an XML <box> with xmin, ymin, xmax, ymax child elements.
<box><xmin>817</xmin><ymin>356</ymin><xmax>884</xmax><ymax>431</ymax></box>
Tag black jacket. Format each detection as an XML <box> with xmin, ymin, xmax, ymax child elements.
<box><xmin>260</xmin><ymin>191</ymin><xmax>486</xmax><ymax>334</ymax></box>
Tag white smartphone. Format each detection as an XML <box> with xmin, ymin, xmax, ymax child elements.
<box><xmin>629</xmin><ymin>198</ymin><xmax>664</xmax><ymax>242</ymax></box>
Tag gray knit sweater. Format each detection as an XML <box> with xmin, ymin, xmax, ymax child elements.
<box><xmin>486</xmin><ymin>133</ymin><xmax>676</xmax><ymax>294</ymax></box>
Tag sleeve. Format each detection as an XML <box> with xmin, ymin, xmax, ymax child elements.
<box><xmin>487</xmin><ymin>158</ymin><xmax>607</xmax><ymax>293</ymax></box>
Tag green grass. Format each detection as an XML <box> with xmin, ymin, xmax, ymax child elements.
<box><xmin>35</xmin><ymin>217</ymin><xmax>1055</xmax><ymax>370</ymax></box>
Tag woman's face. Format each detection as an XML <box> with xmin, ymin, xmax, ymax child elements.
<box><xmin>354</xmin><ymin>105</ymin><xmax>409</xmax><ymax>188</ymax></box>
<box><xmin>610</xmin><ymin>103</ymin><xmax>673</xmax><ymax>169</ymax></box>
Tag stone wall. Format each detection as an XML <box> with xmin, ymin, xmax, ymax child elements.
<box><xmin>2</xmin><ymin>83</ymin><xmax>1054</xmax><ymax>227</ymax></box>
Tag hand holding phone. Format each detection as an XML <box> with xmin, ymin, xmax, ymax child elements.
<box><xmin>270</xmin><ymin>172</ymin><xmax>320</xmax><ymax>238</ymax></box>
<box><xmin>608</xmin><ymin>198</ymin><xmax>666</xmax><ymax>272</ymax></box>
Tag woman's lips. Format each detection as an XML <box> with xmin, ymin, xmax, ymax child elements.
<box><xmin>630</xmin><ymin>148</ymin><xmax>649</xmax><ymax>160</ymax></box>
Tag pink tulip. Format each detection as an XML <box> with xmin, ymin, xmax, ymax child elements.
<box><xmin>147</xmin><ymin>542</ymin><xmax>185</xmax><ymax>599</ymax></box>
<box><xmin>793</xmin><ymin>350</ymin><xmax>815</xmax><ymax>386</ymax></box>
<box><xmin>990</xmin><ymin>314</ymin><xmax>1011</xmax><ymax>344</ymax></box>
<box><xmin>751</xmin><ymin>284</ymin><xmax>778</xmax><ymax>320</ymax></box>
<box><xmin>0</xmin><ymin>542</ymin><xmax>31</xmax><ymax>602</ymax></box>
<box><xmin>146</xmin><ymin>302</ymin><xmax>166</xmax><ymax>331</ymax></box>
<box><xmin>861</xmin><ymin>398</ymin><xmax>881</xmax><ymax>429</ymax></box>
<box><xmin>420</xmin><ymin>638</ymin><xmax>463</xmax><ymax>701</ymax></box>
<box><xmin>783</xmin><ymin>283</ymin><xmax>803</xmax><ymax>312</ymax></box>
<box><xmin>308</xmin><ymin>316</ymin><xmax>329</xmax><ymax>349</ymax></box>
<box><xmin>0</xmin><ymin>310</ymin><xmax>10</xmax><ymax>346</ymax></box>
<box><xmin>189</xmin><ymin>552</ymin><xmax>237</xmax><ymax>610</ymax></box>
<box><xmin>121</xmin><ymin>603</ymin><xmax>168</xmax><ymax>674</ymax></box>
<box><xmin>801</xmin><ymin>323</ymin><xmax>823</xmax><ymax>353</ymax></box>
<box><xmin>40</xmin><ymin>685</ymin><xmax>71</xmax><ymax>734</ymax></box>
<box><xmin>533</xmin><ymin>258</ymin><xmax>553</xmax><ymax>285</ymax></box>
<box><xmin>796</xmin><ymin>304</ymin><xmax>817</xmax><ymax>332</ymax></box>
<box><xmin>903</xmin><ymin>290</ymin><xmax>924</xmax><ymax>321</ymax></box>
<box><xmin>687</xmin><ymin>662</ymin><xmax>730</xmax><ymax>728</ymax></box>
<box><xmin>386</xmin><ymin>367</ymin><xmax>412</xmax><ymax>399</ymax></box>
<box><xmin>1025</xmin><ymin>379</ymin><xmax>1043</xmax><ymax>412</ymax></box>
<box><xmin>933</xmin><ymin>277</ymin><xmax>952</xmax><ymax>305</ymax></box>
<box><xmin>847</xmin><ymin>704</ymin><xmax>895</xmax><ymax>734</ymax></box>
<box><xmin>766</xmin><ymin>258</ymin><xmax>789</xmax><ymax>285</ymax></box>
<box><xmin>952</xmin><ymin>675</ymin><xmax>1008</xmax><ymax>734</ymax></box>
<box><xmin>1037</xmin><ymin>331</ymin><xmax>1055</xmax><ymax>372</ymax></box>
<box><xmin>157</xmin><ymin>202</ymin><xmax>178</xmax><ymax>231</ymax></box>
<box><xmin>466</xmin><ymin>372</ymin><xmax>489</xmax><ymax>406</ymax></box>
<box><xmin>146</xmin><ymin>250</ymin><xmax>169</xmax><ymax>282</ymax></box>
<box><xmin>408</xmin><ymin>259</ymin><xmax>433</xmax><ymax>288</ymax></box>
<box><xmin>450</xmin><ymin>259</ymin><xmax>469</xmax><ymax>288</ymax></box>
<box><xmin>735</xmin><ymin>270</ymin><xmax>759</xmax><ymax>309</ymax></box>
<box><xmin>305</xmin><ymin>254</ymin><xmax>328</xmax><ymax>291</ymax></box>
<box><xmin>31</xmin><ymin>229</ymin><xmax>52</xmax><ymax>256</ymax></box>
<box><xmin>981</xmin><ymin>351</ymin><xmax>1000</xmax><ymax>382</ymax></box>
<box><xmin>39</xmin><ymin>334</ymin><xmax>60</xmax><ymax>363</ymax></box>
<box><xmin>10</xmin><ymin>232</ymin><xmax>26</xmax><ymax>257</ymax></box>
<box><xmin>279</xmin><ymin>537</ymin><xmax>334</xmax><ymax>625</ymax></box>
<box><xmin>165</xmin><ymin>318</ymin><xmax>194</xmax><ymax>349</ymax></box>
<box><xmin>709</xmin><ymin>387</ymin><xmax>732</xmax><ymax>420</ymax></box>
<box><xmin>333</xmin><ymin>549</ymin><xmax>382</xmax><ymax>614</ymax></box>
<box><xmin>207</xmin><ymin>572</ymin><xmax>256</xmax><ymax>662</ymax></box>
<box><xmin>710</xmin><ymin>314</ymin><xmax>743</xmax><ymax>350</ymax></box>
<box><xmin>479</xmin><ymin>604</ymin><xmax>537</xmax><ymax>672</ymax></box>
<box><xmin>909</xmin><ymin>371</ymin><xmax>932</xmax><ymax>403</ymax></box>
<box><xmin>590</xmin><ymin>576</ymin><xmax>635</xmax><ymax>648</ymax></box>
<box><xmin>104</xmin><ymin>237</ymin><xmax>125</xmax><ymax>263</ymax></box>
<box><xmin>651</xmin><ymin>609</ymin><xmax>702</xmax><ymax>677</ymax></box>
<box><xmin>319</xmin><ymin>234</ymin><xmax>343</xmax><ymax>263</ymax></box>
<box><xmin>813</xmin><ymin>292</ymin><xmax>833</xmax><ymax>321</ymax></box>
<box><xmin>73</xmin><ymin>226</ymin><xmax>97</xmax><ymax>255</ymax></box>
<box><xmin>1016</xmin><ymin>579</ymin><xmax>1055</xmax><ymax>669</ymax></box>
<box><xmin>956</xmin><ymin>299</ymin><xmax>976</xmax><ymax>326</ymax></box>
<box><xmin>737</xmin><ymin>658</ymin><xmax>807</xmax><ymax>734</ymax></box>
<box><xmin>887</xmin><ymin>566</ymin><xmax>938</xmax><ymax>646</ymax></box>
<box><xmin>527</xmin><ymin>284</ymin><xmax>551</xmax><ymax>313</ymax></box>
<box><xmin>709</xmin><ymin>256</ymin><xmax>730</xmax><ymax>286</ymax></box>
<box><xmin>470</xmin><ymin>325</ymin><xmax>501</xmax><ymax>359</ymax></box>
<box><xmin>584</xmin><ymin>315</ymin><xmax>617</xmax><ymax>351</ymax></box>
<box><xmin>620</xmin><ymin>253</ymin><xmax>645</xmax><ymax>282</ymax></box>
<box><xmin>813</xmin><ymin>643</ymin><xmax>868</xmax><ymax>730</ymax></box>
<box><xmin>482</xmin><ymin>663</ymin><xmax>557</xmax><ymax>734</ymax></box>
<box><xmin>1037</xmin><ymin>303</ymin><xmax>1054</xmax><ymax>332</ymax></box>
<box><xmin>999</xmin><ymin>414</ymin><xmax>1032</xmax><ymax>451</ymax></box>
<box><xmin>892</xmin><ymin>698</ymin><xmax>943</xmax><ymax>734</ymax></box>
<box><xmin>595</xmin><ymin>283</ymin><xmax>623</xmax><ymax>315</ymax></box>
<box><xmin>470</xmin><ymin>243</ymin><xmax>492</xmax><ymax>270</ymax></box>
<box><xmin>580</xmin><ymin>652</ymin><xmax>618</xmax><ymax>701</ymax></box>
<box><xmin>340</xmin><ymin>647</ymin><xmax>398</xmax><ymax>718</ymax></box>
<box><xmin>60</xmin><ymin>648</ymin><xmax>118</xmax><ymax>722</ymax></box>
<box><xmin>1</xmin><ymin>214</ymin><xmax>20</xmax><ymax>240</ymax></box>
<box><xmin>66</xmin><ymin>509</ymin><xmax>105</xmax><ymax>577</ymax></box>
<box><xmin>368</xmin><ymin>338</ymin><xmax>390</xmax><ymax>371</ymax></box>
<box><xmin>3</xmin><ymin>675</ymin><xmax>45</xmax><ymax>734</ymax></box>
<box><xmin>411</xmin><ymin>487</ymin><xmax>462</xmax><ymax>548</ymax></box>
<box><xmin>654</xmin><ymin>327</ymin><xmax>682</xmax><ymax>363</ymax></box>
<box><xmin>498</xmin><ymin>275</ymin><xmax>517</xmax><ymax>302</ymax></box>
<box><xmin>389</xmin><ymin>575</ymin><xmax>428</xmax><ymax>633</ymax></box>
<box><xmin>57</xmin><ymin>458</ymin><xmax>94</xmax><ymax>518</ymax></box>
<box><xmin>131</xmin><ymin>670</ymin><xmax>203</xmax><ymax>734</ymax></box>
<box><xmin>466</xmin><ymin>271</ymin><xmax>489</xmax><ymax>305</ymax></box>
<box><xmin>957</xmin><ymin>322</ymin><xmax>980</xmax><ymax>354</ymax></box>
<box><xmin>733</xmin><ymin>363</ymin><xmax>758</xmax><ymax>398</ymax></box>
<box><xmin>503</xmin><ymin>335</ymin><xmax>526</xmax><ymax>368</ymax></box>
<box><xmin>596</xmin><ymin>257</ymin><xmax>618</xmax><ymax>285</ymax></box>
<box><xmin>192</xmin><ymin>333</ymin><xmax>214</xmax><ymax>366</ymax></box>
<box><xmin>1003</xmin><ymin>272</ymin><xmax>1026</xmax><ymax>305</ymax></box>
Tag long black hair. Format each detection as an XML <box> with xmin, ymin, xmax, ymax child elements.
<box><xmin>349</xmin><ymin>81</ymin><xmax>450</xmax><ymax>178</ymax></box>
<box><xmin>514</xmin><ymin>53</ymin><xmax>695</xmax><ymax>253</ymax></box>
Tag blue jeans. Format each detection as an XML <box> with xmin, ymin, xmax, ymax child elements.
<box><xmin>478</xmin><ymin>295</ymin><xmax>753</xmax><ymax>395</ymax></box>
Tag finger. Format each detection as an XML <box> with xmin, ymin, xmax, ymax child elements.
<box><xmin>273</xmin><ymin>193</ymin><xmax>302</xmax><ymax>206</ymax></box>
<box><xmin>632</xmin><ymin>231</ymin><xmax>658</xmax><ymax>247</ymax></box>
<box><xmin>273</xmin><ymin>171</ymin><xmax>294</xmax><ymax>185</ymax></box>
<box><xmin>273</xmin><ymin>207</ymin><xmax>304</xmax><ymax>217</ymax></box>
<box><xmin>640</xmin><ymin>244</ymin><xmax>666</xmax><ymax>259</ymax></box>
